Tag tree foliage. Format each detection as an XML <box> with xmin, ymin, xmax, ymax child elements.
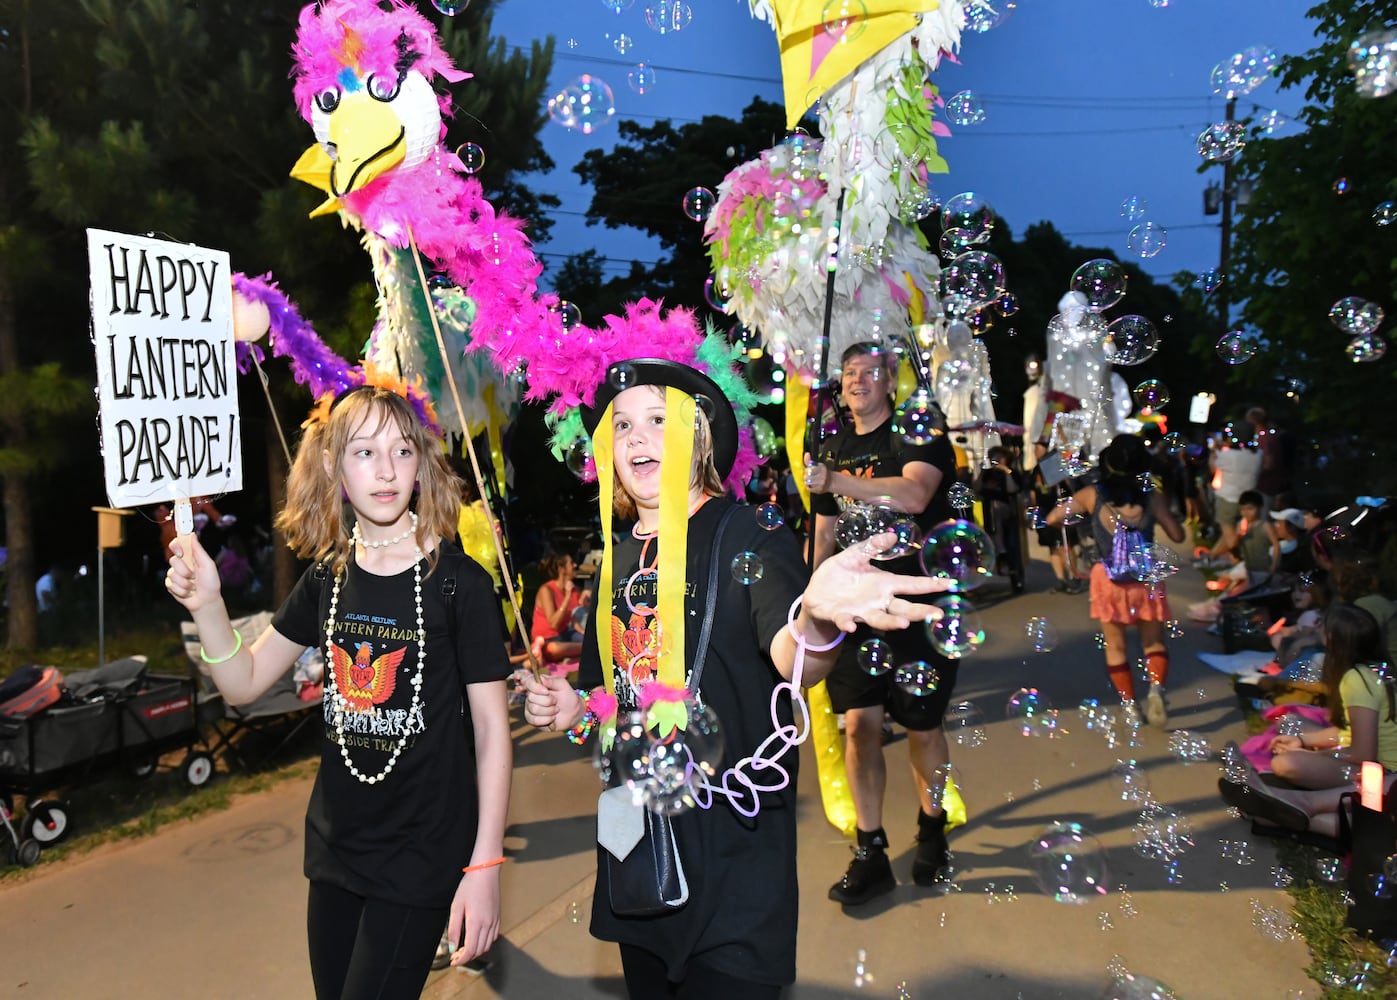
<box><xmin>1224</xmin><ymin>0</ymin><xmax>1397</xmax><ymax>486</ymax></box>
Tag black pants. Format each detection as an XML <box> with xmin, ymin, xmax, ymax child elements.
<box><xmin>306</xmin><ymin>881</ymin><xmax>447</xmax><ymax>1000</ymax></box>
<box><xmin>620</xmin><ymin>943</ymin><xmax>783</xmax><ymax>1000</ymax></box>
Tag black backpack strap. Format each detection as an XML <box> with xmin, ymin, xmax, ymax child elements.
<box><xmin>688</xmin><ymin>503</ymin><xmax>743</xmax><ymax>695</ymax></box>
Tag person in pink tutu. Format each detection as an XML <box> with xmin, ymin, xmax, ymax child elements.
<box><xmin>1048</xmin><ymin>435</ymin><xmax>1184</xmax><ymax>727</ymax></box>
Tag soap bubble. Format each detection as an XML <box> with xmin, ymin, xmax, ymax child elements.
<box><xmin>702</xmin><ymin>275</ymin><xmax>729</xmax><ymax>313</ymax></box>
<box><xmin>1333</xmin><ymin>177</ymin><xmax>1351</xmax><ymax>195</ymax></box>
<box><xmin>1101</xmin><ymin>970</ymin><xmax>1181</xmax><ymax>1000</ymax></box>
<box><xmin>547</xmin><ymin>75</ymin><xmax>616</xmax><ymax>135</ymax></box>
<box><xmin>1119</xmin><ymin>196</ymin><xmax>1149</xmax><ymax>222</ymax></box>
<box><xmin>1112</xmin><ymin>758</ymin><xmax>1152</xmax><ymax>803</ymax></box>
<box><xmin>682</xmin><ymin>187</ymin><xmax>716</xmax><ymax>222</ymax></box>
<box><xmin>944</xmin><ymin>701</ymin><xmax>987</xmax><ymax>746</ymax></box>
<box><xmin>940</xmin><ymin>250</ymin><xmax>1006</xmax><ymax>303</ymax></box>
<box><xmin>1193</xmin><ymin>268</ymin><xmax>1225</xmax><ymax>293</ymax></box>
<box><xmin>898</xmin><ymin>188</ymin><xmax>941</xmax><ymax>224</ymax></box>
<box><xmin>455</xmin><ymin>141</ymin><xmax>485</xmax><ymax>174</ymax></box>
<box><xmin>920</xmin><ymin>520</ymin><xmax>995</xmax><ymax>591</ymax></box>
<box><xmin>1132</xmin><ymin>379</ymin><xmax>1170</xmax><ymax>410</ymax></box>
<box><xmin>963</xmin><ymin>3</ymin><xmax>1009</xmax><ymax>30</ymax></box>
<box><xmin>1030</xmin><ymin>821</ymin><xmax>1109</xmax><ymax>904</ymax></box>
<box><xmin>946</xmin><ymin>90</ymin><xmax>986</xmax><ymax>126</ymax></box>
<box><xmin>1330</xmin><ymin>296</ymin><xmax>1385</xmax><ymax>336</ymax></box>
<box><xmin>941</xmin><ymin>192</ymin><xmax>994</xmax><ymax>239</ymax></box>
<box><xmin>820</xmin><ymin>0</ymin><xmax>868</xmax><ymax>40</ymax></box>
<box><xmin>604</xmin><ymin>698</ymin><xmax>724</xmax><ymax>813</ymax></box>
<box><xmin>1024</xmin><ymin>616</ymin><xmax>1058</xmax><ymax>653</ymax></box>
<box><xmin>1375</xmin><ymin>201</ymin><xmax>1397</xmax><ymax>226</ymax></box>
<box><xmin>1126</xmin><ymin>222</ymin><xmax>1167</xmax><ymax>259</ymax></box>
<box><xmin>857</xmin><ymin>638</ymin><xmax>894</xmax><ymax>676</ymax></box>
<box><xmin>1070</xmin><ymin>259</ymin><xmax>1128</xmax><ymax>311</ymax></box>
<box><xmin>1346</xmin><ymin>336</ymin><xmax>1387</xmax><ymax>364</ymax></box>
<box><xmin>893</xmin><ymin>660</ymin><xmax>941</xmax><ymax>696</ymax></box>
<box><xmin>627</xmin><ymin>62</ymin><xmax>657</xmax><ymax>95</ymax></box>
<box><xmin>996</xmin><ymin>292</ymin><xmax>1020</xmax><ymax>316</ymax></box>
<box><xmin>926</xmin><ymin>594</ymin><xmax>986</xmax><ymax>659</ymax></box>
<box><xmin>754</xmin><ymin>502</ymin><xmax>784</xmax><ymax>531</ymax></box>
<box><xmin>602</xmin><ymin>0</ymin><xmax>634</xmax><ymax>11</ymax></box>
<box><xmin>834</xmin><ymin>506</ymin><xmax>872</xmax><ymax>550</ymax></box>
<box><xmin>1216</xmin><ymin>330</ymin><xmax>1259</xmax><ymax>365</ymax></box>
<box><xmin>431</xmin><ymin>0</ymin><xmax>470</xmax><ymax>13</ymax></box>
<box><xmin>1007</xmin><ymin>687</ymin><xmax>1053</xmax><ymax>735</ymax></box>
<box><xmin>1196</xmin><ymin>121</ymin><xmax>1247</xmax><ymax>162</ymax></box>
<box><xmin>1259</xmin><ymin>109</ymin><xmax>1286</xmax><ymax>134</ymax></box>
<box><xmin>1105</xmin><ymin>315</ymin><xmax>1159</xmax><ymax>365</ymax></box>
<box><xmin>1348</xmin><ymin>28</ymin><xmax>1397</xmax><ymax>99</ymax></box>
<box><xmin>864</xmin><ymin>506</ymin><xmax>922</xmax><ymax>560</ymax></box>
<box><xmin>937</xmin><ymin>356</ymin><xmax>977</xmax><ymax>398</ymax></box>
<box><xmin>608</xmin><ymin>361</ymin><xmax>639</xmax><ymax>391</ymax></box>
<box><xmin>552</xmin><ymin>299</ymin><xmax>582</xmax><ymax>330</ymax></box>
<box><xmin>1159</xmin><ymin>432</ymin><xmax>1186</xmax><ymax>455</ymax></box>
<box><xmin>643</xmin><ymin>0</ymin><xmax>692</xmax><ymax>33</ymax></box>
<box><xmin>1133</xmin><ymin>802</ymin><xmax>1194</xmax><ymax>860</ymax></box>
<box><xmin>730</xmin><ymin>551</ymin><xmax>764</xmax><ymax>584</ymax></box>
<box><xmin>892</xmin><ymin>388</ymin><xmax>944</xmax><ymax>445</ymax></box>
<box><xmin>939</xmin><ymin>228</ymin><xmax>979</xmax><ymax>258</ymax></box>
<box><xmin>564</xmin><ymin>437</ymin><xmax>595</xmax><ymax>480</ymax></box>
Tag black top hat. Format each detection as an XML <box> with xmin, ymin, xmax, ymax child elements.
<box><xmin>580</xmin><ymin>359</ymin><xmax>740</xmax><ymax>479</ymax></box>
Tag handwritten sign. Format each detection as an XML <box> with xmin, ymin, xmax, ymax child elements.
<box><xmin>88</xmin><ymin>229</ymin><xmax>242</xmax><ymax>507</ymax></box>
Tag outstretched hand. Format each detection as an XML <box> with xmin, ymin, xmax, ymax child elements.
<box><xmin>803</xmin><ymin>532</ymin><xmax>955</xmax><ymax>633</ymax></box>
<box><xmin>164</xmin><ymin>536</ymin><xmax>222</xmax><ymax>613</ymax></box>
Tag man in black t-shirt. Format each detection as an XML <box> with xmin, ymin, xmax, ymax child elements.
<box><xmin>806</xmin><ymin>342</ymin><xmax>960</xmax><ymax>907</ymax></box>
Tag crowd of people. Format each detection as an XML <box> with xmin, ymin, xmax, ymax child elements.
<box><xmin>162</xmin><ymin>321</ymin><xmax>1396</xmax><ymax>998</ymax></box>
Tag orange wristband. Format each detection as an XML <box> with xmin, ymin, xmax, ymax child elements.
<box><xmin>462</xmin><ymin>857</ymin><xmax>505</xmax><ymax>874</ymax></box>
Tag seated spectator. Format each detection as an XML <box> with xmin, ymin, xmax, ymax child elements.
<box><xmin>1271</xmin><ymin>571</ymin><xmax>1331</xmax><ymax>666</ymax></box>
<box><xmin>1332</xmin><ymin>551</ymin><xmax>1397</xmax><ymax>668</ymax></box>
<box><xmin>530</xmin><ymin>551</ymin><xmax>588</xmax><ymax>664</ymax></box>
<box><xmin>1269</xmin><ymin>507</ymin><xmax>1308</xmax><ymax>575</ymax></box>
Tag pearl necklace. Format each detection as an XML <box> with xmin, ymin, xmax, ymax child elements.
<box><xmin>352</xmin><ymin>512</ymin><xmax>417</xmax><ymax>549</ymax></box>
<box><xmin>323</xmin><ymin>530</ymin><xmax>427</xmax><ymax>786</ymax></box>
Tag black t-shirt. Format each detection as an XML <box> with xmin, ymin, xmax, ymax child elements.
<box><xmin>813</xmin><ymin>417</ymin><xmax>957</xmax><ymax>669</ymax></box>
<box><xmin>273</xmin><ymin>549</ymin><xmax>511</xmax><ymax>908</ymax></box>
<box><xmin>577</xmin><ymin>498</ymin><xmax>808</xmax><ymax>985</ymax></box>
<box><xmin>812</xmin><ymin>416</ymin><xmax>958</xmax><ymax>531</ymax></box>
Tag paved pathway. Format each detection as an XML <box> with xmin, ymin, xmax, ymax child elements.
<box><xmin>5</xmin><ymin>547</ymin><xmax>1313</xmax><ymax>999</ymax></box>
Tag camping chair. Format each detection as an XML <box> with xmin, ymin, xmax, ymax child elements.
<box><xmin>180</xmin><ymin>612</ymin><xmax>323</xmax><ymax>771</ymax></box>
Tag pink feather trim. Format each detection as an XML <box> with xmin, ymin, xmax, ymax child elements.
<box><xmin>587</xmin><ymin>690</ymin><xmax>618</xmax><ymax>724</ymax></box>
<box><xmin>637</xmin><ymin>682</ymin><xmax>688</xmax><ymax>711</ymax></box>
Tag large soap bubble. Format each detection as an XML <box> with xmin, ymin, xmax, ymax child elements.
<box><xmin>1329</xmin><ymin>296</ymin><xmax>1385</xmax><ymax>336</ymax></box>
<box><xmin>919</xmin><ymin>519</ymin><xmax>995</xmax><ymax>591</ymax></box>
<box><xmin>944</xmin><ymin>700</ymin><xmax>987</xmax><ymax>747</ymax></box>
<box><xmin>1006</xmin><ymin>686</ymin><xmax>1054</xmax><ymax>735</ymax></box>
<box><xmin>547</xmin><ymin>75</ymin><xmax>617</xmax><ymax>134</ymax></box>
<box><xmin>1070</xmin><ymin>259</ymin><xmax>1128</xmax><ymax>311</ymax></box>
<box><xmin>925</xmin><ymin>594</ymin><xmax>986</xmax><ymax>659</ymax></box>
<box><xmin>602</xmin><ymin>696</ymin><xmax>724</xmax><ymax>814</ymax></box>
<box><xmin>1104</xmin><ymin>315</ymin><xmax>1159</xmax><ymax>365</ymax></box>
<box><xmin>1030</xmin><ymin>821</ymin><xmax>1109</xmax><ymax>904</ymax></box>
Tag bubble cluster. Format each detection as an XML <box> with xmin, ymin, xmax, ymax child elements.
<box><xmin>1133</xmin><ymin>802</ymin><xmax>1194</xmax><ymax>860</ymax></box>
<box><xmin>939</xmin><ymin>250</ymin><xmax>1006</xmax><ymax>304</ymax></box>
<box><xmin>1030</xmin><ymin>821</ymin><xmax>1109</xmax><ymax>904</ymax></box>
<box><xmin>1112</xmin><ymin>758</ymin><xmax>1152</xmax><ymax>803</ymax></box>
<box><xmin>601</xmin><ymin>699</ymin><xmax>723</xmax><ymax>813</ymax></box>
<box><xmin>1329</xmin><ymin>296</ymin><xmax>1385</xmax><ymax>337</ymax></box>
<box><xmin>548</xmin><ymin>75</ymin><xmax>616</xmax><ymax>134</ymax></box>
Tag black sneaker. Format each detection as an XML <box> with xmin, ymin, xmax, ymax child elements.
<box><xmin>828</xmin><ymin>847</ymin><xmax>895</xmax><ymax>905</ymax></box>
<box><xmin>911</xmin><ymin>813</ymin><xmax>950</xmax><ymax>886</ymax></box>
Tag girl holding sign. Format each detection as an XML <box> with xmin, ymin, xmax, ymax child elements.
<box><xmin>165</xmin><ymin>380</ymin><xmax>511</xmax><ymax>999</ymax></box>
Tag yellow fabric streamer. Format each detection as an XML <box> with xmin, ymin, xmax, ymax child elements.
<box><xmin>808</xmin><ymin>681</ymin><xmax>857</xmax><ymax>837</ymax></box>
<box><xmin>656</xmin><ymin>389</ymin><xmax>694</xmax><ymax>688</ymax></box>
<box><xmin>784</xmin><ymin>371</ymin><xmax>812</xmax><ymax>513</ymax></box>
<box><xmin>594</xmin><ymin>415</ymin><xmax>616</xmax><ymax>700</ymax></box>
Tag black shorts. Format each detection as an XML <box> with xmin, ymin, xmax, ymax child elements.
<box><xmin>824</xmin><ymin>624</ymin><xmax>960</xmax><ymax>730</ymax></box>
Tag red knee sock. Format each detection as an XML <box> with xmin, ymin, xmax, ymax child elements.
<box><xmin>1107</xmin><ymin>662</ymin><xmax>1135</xmax><ymax>702</ymax></box>
<box><xmin>1146</xmin><ymin>650</ymin><xmax>1169</xmax><ymax>688</ymax></box>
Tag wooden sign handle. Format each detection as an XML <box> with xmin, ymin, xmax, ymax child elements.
<box><xmin>174</xmin><ymin>498</ymin><xmax>197</xmax><ymax>571</ymax></box>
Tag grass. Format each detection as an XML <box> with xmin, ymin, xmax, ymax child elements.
<box><xmin>1277</xmin><ymin>840</ymin><xmax>1397</xmax><ymax>997</ymax></box>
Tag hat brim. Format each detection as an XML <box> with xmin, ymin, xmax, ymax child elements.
<box><xmin>580</xmin><ymin>359</ymin><xmax>739</xmax><ymax>479</ymax></box>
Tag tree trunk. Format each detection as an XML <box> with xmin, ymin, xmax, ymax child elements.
<box><xmin>0</xmin><ymin>263</ymin><xmax>37</xmax><ymax>650</ymax></box>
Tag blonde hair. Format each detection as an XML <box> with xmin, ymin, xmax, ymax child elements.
<box><xmin>277</xmin><ymin>388</ymin><xmax>461</xmax><ymax>573</ymax></box>
<box><xmin>610</xmin><ymin>386</ymin><xmax>725</xmax><ymax>520</ymax></box>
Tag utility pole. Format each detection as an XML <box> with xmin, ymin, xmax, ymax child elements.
<box><xmin>1216</xmin><ymin>96</ymin><xmax>1237</xmax><ymax>332</ymax></box>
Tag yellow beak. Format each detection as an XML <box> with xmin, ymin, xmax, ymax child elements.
<box><xmin>291</xmin><ymin>89</ymin><xmax>408</xmax><ymax>212</ymax></box>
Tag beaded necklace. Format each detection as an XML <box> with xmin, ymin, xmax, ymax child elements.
<box><xmin>324</xmin><ymin>512</ymin><xmax>426</xmax><ymax>785</ymax></box>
